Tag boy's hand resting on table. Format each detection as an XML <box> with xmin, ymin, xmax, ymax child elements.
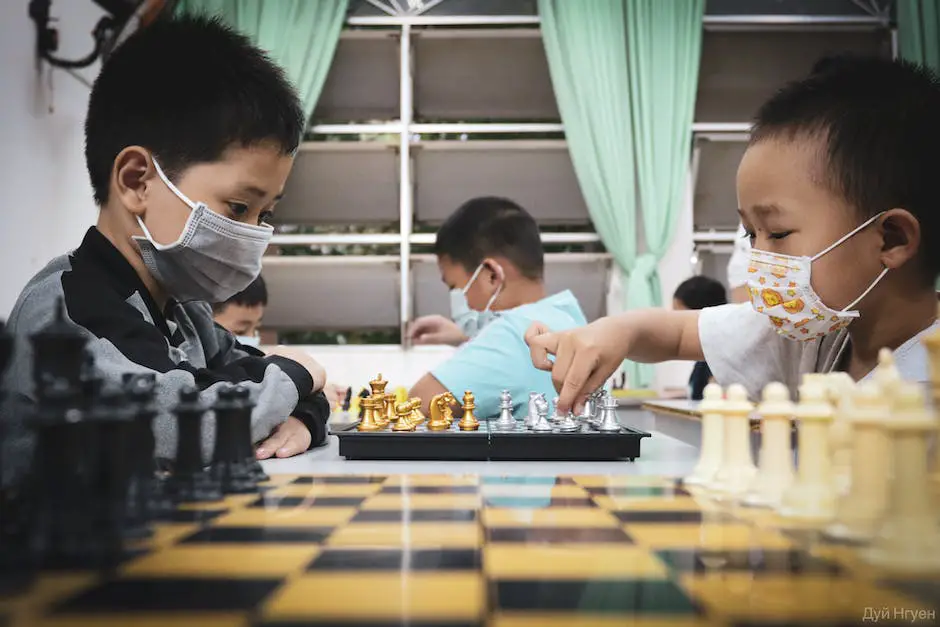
<box><xmin>255</xmin><ymin>416</ymin><xmax>312</xmax><ymax>459</ymax></box>
<box><xmin>407</xmin><ymin>315</ymin><xmax>469</xmax><ymax>346</ymax></box>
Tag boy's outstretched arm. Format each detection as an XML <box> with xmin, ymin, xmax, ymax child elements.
<box><xmin>525</xmin><ymin>309</ymin><xmax>703</xmax><ymax>414</ymax></box>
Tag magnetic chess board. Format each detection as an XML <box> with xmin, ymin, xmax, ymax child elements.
<box><xmin>1</xmin><ymin>474</ymin><xmax>938</xmax><ymax>627</ymax></box>
<box><xmin>333</xmin><ymin>419</ymin><xmax>652</xmax><ymax>461</ymax></box>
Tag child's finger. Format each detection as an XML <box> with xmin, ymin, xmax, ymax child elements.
<box><xmin>255</xmin><ymin>424</ymin><xmax>288</xmax><ymax>459</ymax></box>
<box><xmin>275</xmin><ymin>431</ymin><xmax>310</xmax><ymax>458</ymax></box>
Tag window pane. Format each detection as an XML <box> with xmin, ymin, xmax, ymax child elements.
<box><xmin>693</xmin><ymin>138</ymin><xmax>747</xmax><ymax>231</ymax></box>
<box><xmin>261</xmin><ymin>257</ymin><xmax>401</xmax><ymax>330</ymax></box>
<box><xmin>696</xmin><ymin>29</ymin><xmax>891</xmax><ymax>122</ymax></box>
<box><xmin>414</xmin><ymin>140</ymin><xmax>590</xmax><ymax>225</ymax></box>
<box><xmin>273</xmin><ymin>144</ymin><xmax>399</xmax><ymax>226</ymax></box>
<box><xmin>312</xmin><ymin>32</ymin><xmax>400</xmax><ymax>124</ymax></box>
<box><xmin>706</xmin><ymin>0</ymin><xmax>891</xmax><ymax>17</ymax></box>
<box><xmin>414</xmin><ymin>29</ymin><xmax>559</xmax><ymax>122</ymax></box>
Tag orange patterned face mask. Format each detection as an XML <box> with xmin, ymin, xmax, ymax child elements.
<box><xmin>746</xmin><ymin>213</ymin><xmax>888</xmax><ymax>342</ymax></box>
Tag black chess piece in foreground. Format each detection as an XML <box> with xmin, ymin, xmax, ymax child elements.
<box><xmin>122</xmin><ymin>374</ymin><xmax>164</xmax><ymax>539</ymax></box>
<box><xmin>166</xmin><ymin>386</ymin><xmax>221</xmax><ymax>503</ymax></box>
<box><xmin>210</xmin><ymin>385</ymin><xmax>259</xmax><ymax>494</ymax></box>
<box><xmin>230</xmin><ymin>386</ymin><xmax>269</xmax><ymax>483</ymax></box>
<box><xmin>30</xmin><ymin>299</ymin><xmax>88</xmax><ymax>395</ymax></box>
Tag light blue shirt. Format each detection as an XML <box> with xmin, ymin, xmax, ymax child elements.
<box><xmin>432</xmin><ymin>290</ymin><xmax>588</xmax><ymax>419</ymax></box>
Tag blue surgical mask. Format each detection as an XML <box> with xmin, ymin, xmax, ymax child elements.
<box><xmin>449</xmin><ymin>262</ymin><xmax>503</xmax><ymax>337</ymax></box>
<box><xmin>236</xmin><ymin>335</ymin><xmax>260</xmax><ymax>348</ymax></box>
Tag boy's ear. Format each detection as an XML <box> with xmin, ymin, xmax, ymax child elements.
<box><xmin>482</xmin><ymin>257</ymin><xmax>505</xmax><ymax>283</ymax></box>
<box><xmin>878</xmin><ymin>208</ymin><xmax>920</xmax><ymax>270</ymax></box>
<box><xmin>112</xmin><ymin>146</ymin><xmax>155</xmax><ymax>216</ymax></box>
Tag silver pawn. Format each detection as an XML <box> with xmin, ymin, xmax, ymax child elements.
<box><xmin>550</xmin><ymin>397</ymin><xmax>563</xmax><ymax>423</ymax></box>
<box><xmin>578</xmin><ymin>391</ymin><xmax>598</xmax><ymax>425</ymax></box>
<box><xmin>596</xmin><ymin>393</ymin><xmax>621</xmax><ymax>433</ymax></box>
<box><xmin>531</xmin><ymin>397</ymin><xmax>553</xmax><ymax>432</ymax></box>
<box><xmin>555</xmin><ymin>409</ymin><xmax>581</xmax><ymax>433</ymax></box>
<box><xmin>525</xmin><ymin>392</ymin><xmax>541</xmax><ymax>429</ymax></box>
<box><xmin>495</xmin><ymin>389</ymin><xmax>516</xmax><ymax>431</ymax></box>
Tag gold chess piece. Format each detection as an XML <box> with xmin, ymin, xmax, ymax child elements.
<box><xmin>370</xmin><ymin>394</ymin><xmax>389</xmax><ymax>428</ymax></box>
<box><xmin>458</xmin><ymin>390</ymin><xmax>480</xmax><ymax>431</ymax></box>
<box><xmin>357</xmin><ymin>395</ymin><xmax>382</xmax><ymax>432</ymax></box>
<box><xmin>384</xmin><ymin>392</ymin><xmax>398</xmax><ymax>423</ymax></box>
<box><xmin>369</xmin><ymin>373</ymin><xmax>389</xmax><ymax>398</ymax></box>
<box><xmin>408</xmin><ymin>397</ymin><xmax>426</xmax><ymax>424</ymax></box>
<box><xmin>427</xmin><ymin>393</ymin><xmax>451</xmax><ymax>431</ymax></box>
<box><xmin>392</xmin><ymin>400</ymin><xmax>417</xmax><ymax>431</ymax></box>
<box><xmin>441</xmin><ymin>392</ymin><xmax>456</xmax><ymax>426</ymax></box>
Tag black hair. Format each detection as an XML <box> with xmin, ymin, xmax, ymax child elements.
<box><xmin>751</xmin><ymin>54</ymin><xmax>940</xmax><ymax>284</ymax></box>
<box><xmin>433</xmin><ymin>197</ymin><xmax>544</xmax><ymax>280</ymax></box>
<box><xmin>85</xmin><ymin>14</ymin><xmax>305</xmax><ymax>206</ymax></box>
<box><xmin>673</xmin><ymin>276</ymin><xmax>727</xmax><ymax>311</ymax></box>
<box><xmin>212</xmin><ymin>276</ymin><xmax>268</xmax><ymax>313</ymax></box>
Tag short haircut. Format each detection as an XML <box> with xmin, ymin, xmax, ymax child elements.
<box><xmin>85</xmin><ymin>14</ymin><xmax>305</xmax><ymax>206</ymax></box>
<box><xmin>673</xmin><ymin>276</ymin><xmax>727</xmax><ymax>310</ymax></box>
<box><xmin>212</xmin><ymin>276</ymin><xmax>268</xmax><ymax>313</ymax></box>
<box><xmin>433</xmin><ymin>197</ymin><xmax>544</xmax><ymax>280</ymax></box>
<box><xmin>751</xmin><ymin>54</ymin><xmax>940</xmax><ymax>284</ymax></box>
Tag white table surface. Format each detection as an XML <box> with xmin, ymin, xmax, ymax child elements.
<box><xmin>260</xmin><ymin>409</ymin><xmax>699</xmax><ymax>477</ymax></box>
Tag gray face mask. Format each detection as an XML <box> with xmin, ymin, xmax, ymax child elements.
<box><xmin>133</xmin><ymin>158</ymin><xmax>273</xmax><ymax>303</ymax></box>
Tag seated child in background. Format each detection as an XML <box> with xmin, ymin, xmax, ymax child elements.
<box><xmin>672</xmin><ymin>276</ymin><xmax>728</xmax><ymax>400</ymax></box>
<box><xmin>2</xmin><ymin>15</ymin><xmax>331</xmax><ymax>476</ymax></box>
<box><xmin>526</xmin><ymin>55</ymin><xmax>940</xmax><ymax>413</ymax></box>
<box><xmin>212</xmin><ymin>276</ymin><xmax>349</xmax><ymax>408</ymax></box>
<box><xmin>407</xmin><ymin>197</ymin><xmax>588</xmax><ymax>419</ymax></box>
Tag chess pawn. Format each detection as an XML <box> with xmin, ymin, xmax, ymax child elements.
<box><xmin>684</xmin><ymin>384</ymin><xmax>724</xmax><ymax>486</ymax></box>
<box><xmin>826</xmin><ymin>373</ymin><xmax>856</xmax><ymax>496</ymax></box>
<box><xmin>384</xmin><ymin>393</ymin><xmax>397</xmax><ymax>424</ymax></box>
<box><xmin>369</xmin><ymin>373</ymin><xmax>388</xmax><ymax>398</ymax></box>
<box><xmin>550</xmin><ymin>397</ymin><xmax>562</xmax><ymax>423</ymax></box>
<box><xmin>708</xmin><ymin>384</ymin><xmax>756</xmax><ymax>501</ymax></box>
<box><xmin>824</xmin><ymin>382</ymin><xmax>891</xmax><ymax>542</ymax></box>
<box><xmin>525</xmin><ymin>392</ymin><xmax>541</xmax><ymax>429</ymax></box>
<box><xmin>742</xmin><ymin>383</ymin><xmax>795</xmax><ymax>508</ymax></box>
<box><xmin>392</xmin><ymin>401</ymin><xmax>416</xmax><ymax>431</ymax></box>
<box><xmin>863</xmin><ymin>383</ymin><xmax>940</xmax><ymax>573</ymax></box>
<box><xmin>167</xmin><ymin>386</ymin><xmax>222</xmax><ymax>503</ymax></box>
<box><xmin>873</xmin><ymin>348</ymin><xmax>902</xmax><ymax>399</ymax></box>
<box><xmin>778</xmin><ymin>381</ymin><xmax>837</xmax><ymax>524</ymax></box>
<box><xmin>495</xmin><ymin>390</ymin><xmax>516</xmax><ymax>431</ymax></box>
<box><xmin>458</xmin><ymin>391</ymin><xmax>480</xmax><ymax>431</ymax></box>
<box><xmin>356</xmin><ymin>396</ymin><xmax>383</xmax><ymax>432</ymax></box>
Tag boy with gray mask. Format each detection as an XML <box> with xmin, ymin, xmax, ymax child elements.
<box><xmin>2</xmin><ymin>15</ymin><xmax>329</xmax><ymax>472</ymax></box>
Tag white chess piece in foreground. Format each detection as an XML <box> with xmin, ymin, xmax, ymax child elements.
<box><xmin>684</xmin><ymin>383</ymin><xmax>724</xmax><ymax>486</ymax></box>
<box><xmin>708</xmin><ymin>384</ymin><xmax>756</xmax><ymax>501</ymax></box>
<box><xmin>824</xmin><ymin>382</ymin><xmax>892</xmax><ymax>542</ymax></box>
<box><xmin>743</xmin><ymin>383</ymin><xmax>794</xmax><ymax>508</ymax></box>
<box><xmin>863</xmin><ymin>382</ymin><xmax>940</xmax><ymax>573</ymax></box>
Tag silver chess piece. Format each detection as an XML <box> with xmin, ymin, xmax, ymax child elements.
<box><xmin>578</xmin><ymin>391</ymin><xmax>598</xmax><ymax>425</ymax></box>
<box><xmin>531</xmin><ymin>396</ymin><xmax>553</xmax><ymax>432</ymax></box>
<box><xmin>525</xmin><ymin>392</ymin><xmax>542</xmax><ymax>429</ymax></box>
<box><xmin>550</xmin><ymin>397</ymin><xmax>563</xmax><ymax>423</ymax></box>
<box><xmin>596</xmin><ymin>393</ymin><xmax>621</xmax><ymax>433</ymax></box>
<box><xmin>495</xmin><ymin>389</ymin><xmax>516</xmax><ymax>431</ymax></box>
<box><xmin>555</xmin><ymin>410</ymin><xmax>581</xmax><ymax>433</ymax></box>
<box><xmin>589</xmin><ymin>390</ymin><xmax>607</xmax><ymax>429</ymax></box>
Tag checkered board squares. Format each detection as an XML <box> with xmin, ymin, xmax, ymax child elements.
<box><xmin>4</xmin><ymin>474</ymin><xmax>939</xmax><ymax>627</ymax></box>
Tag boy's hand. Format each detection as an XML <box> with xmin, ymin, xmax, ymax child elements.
<box><xmin>407</xmin><ymin>315</ymin><xmax>469</xmax><ymax>346</ymax></box>
<box><xmin>265</xmin><ymin>345</ymin><xmax>327</xmax><ymax>392</ymax></box>
<box><xmin>255</xmin><ymin>416</ymin><xmax>312</xmax><ymax>459</ymax></box>
<box><xmin>324</xmin><ymin>382</ymin><xmax>349</xmax><ymax>408</ymax></box>
<box><xmin>525</xmin><ymin>318</ymin><xmax>628</xmax><ymax>415</ymax></box>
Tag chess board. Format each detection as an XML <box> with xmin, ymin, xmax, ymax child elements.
<box><xmin>333</xmin><ymin>419</ymin><xmax>652</xmax><ymax>461</ymax></box>
<box><xmin>2</xmin><ymin>474</ymin><xmax>938</xmax><ymax>627</ymax></box>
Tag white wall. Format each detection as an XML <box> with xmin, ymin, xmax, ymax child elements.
<box><xmin>291</xmin><ymin>344</ymin><xmax>457</xmax><ymax>391</ymax></box>
<box><xmin>0</xmin><ymin>0</ymin><xmax>104</xmax><ymax>318</ymax></box>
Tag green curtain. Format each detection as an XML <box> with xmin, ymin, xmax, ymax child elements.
<box><xmin>175</xmin><ymin>0</ymin><xmax>347</xmax><ymax>119</ymax></box>
<box><xmin>624</xmin><ymin>0</ymin><xmax>704</xmax><ymax>345</ymax></box>
<box><xmin>539</xmin><ymin>0</ymin><xmax>703</xmax><ymax>388</ymax></box>
<box><xmin>897</xmin><ymin>0</ymin><xmax>940</xmax><ymax>290</ymax></box>
<box><xmin>898</xmin><ymin>0</ymin><xmax>940</xmax><ymax>71</ymax></box>
<box><xmin>538</xmin><ymin>0</ymin><xmax>642</xmax><ymax>385</ymax></box>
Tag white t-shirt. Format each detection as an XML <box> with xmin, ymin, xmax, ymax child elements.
<box><xmin>699</xmin><ymin>302</ymin><xmax>940</xmax><ymax>400</ymax></box>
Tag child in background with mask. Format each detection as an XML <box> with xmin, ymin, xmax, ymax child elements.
<box><xmin>526</xmin><ymin>55</ymin><xmax>940</xmax><ymax>414</ymax></box>
<box><xmin>407</xmin><ymin>197</ymin><xmax>588</xmax><ymax>419</ymax></box>
<box><xmin>2</xmin><ymin>15</ymin><xmax>330</xmax><ymax>468</ymax></box>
